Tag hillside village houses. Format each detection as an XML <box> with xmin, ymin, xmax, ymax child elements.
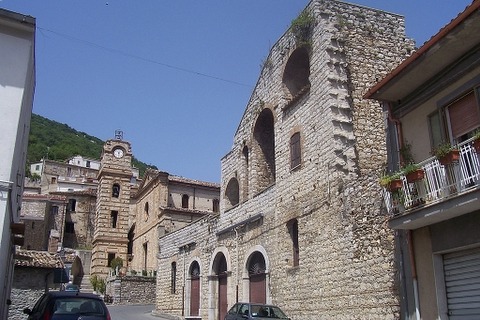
<box><xmin>4</xmin><ymin>1</ymin><xmax>480</xmax><ymax>320</ymax></box>
<box><xmin>0</xmin><ymin>7</ymin><xmax>35</xmax><ymax>320</ymax></box>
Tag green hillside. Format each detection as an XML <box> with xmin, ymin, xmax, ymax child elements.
<box><xmin>27</xmin><ymin>114</ymin><xmax>156</xmax><ymax>177</ymax></box>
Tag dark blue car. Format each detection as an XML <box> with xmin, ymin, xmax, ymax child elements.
<box><xmin>225</xmin><ymin>302</ymin><xmax>290</xmax><ymax>320</ymax></box>
<box><xmin>24</xmin><ymin>291</ymin><xmax>111</xmax><ymax>320</ymax></box>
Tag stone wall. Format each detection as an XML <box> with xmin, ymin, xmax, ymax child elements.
<box><xmin>9</xmin><ymin>267</ymin><xmax>60</xmax><ymax>320</ymax></box>
<box><xmin>155</xmin><ymin>1</ymin><xmax>414</xmax><ymax>319</ymax></box>
<box><xmin>106</xmin><ymin>275</ymin><xmax>156</xmax><ymax>305</ymax></box>
<box><xmin>21</xmin><ymin>197</ymin><xmax>49</xmax><ymax>250</ymax></box>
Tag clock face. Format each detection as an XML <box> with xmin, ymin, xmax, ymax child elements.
<box><xmin>113</xmin><ymin>148</ymin><xmax>124</xmax><ymax>158</ymax></box>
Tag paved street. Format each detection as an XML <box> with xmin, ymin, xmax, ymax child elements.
<box><xmin>108</xmin><ymin>304</ymin><xmax>170</xmax><ymax>320</ymax></box>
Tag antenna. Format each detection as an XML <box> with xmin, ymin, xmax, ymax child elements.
<box><xmin>115</xmin><ymin>130</ymin><xmax>123</xmax><ymax>140</ymax></box>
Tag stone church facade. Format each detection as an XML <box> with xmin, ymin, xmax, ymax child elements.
<box><xmin>154</xmin><ymin>1</ymin><xmax>415</xmax><ymax>319</ymax></box>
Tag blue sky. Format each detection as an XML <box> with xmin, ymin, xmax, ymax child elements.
<box><xmin>1</xmin><ymin>0</ymin><xmax>472</xmax><ymax>183</ymax></box>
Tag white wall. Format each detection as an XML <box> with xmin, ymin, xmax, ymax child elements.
<box><xmin>0</xmin><ymin>9</ymin><xmax>35</xmax><ymax>318</ymax></box>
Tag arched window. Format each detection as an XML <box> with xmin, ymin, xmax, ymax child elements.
<box><xmin>112</xmin><ymin>183</ymin><xmax>120</xmax><ymax>198</ymax></box>
<box><xmin>253</xmin><ymin>109</ymin><xmax>276</xmax><ymax>191</ymax></box>
<box><xmin>225</xmin><ymin>178</ymin><xmax>239</xmax><ymax>208</ymax></box>
<box><xmin>182</xmin><ymin>194</ymin><xmax>189</xmax><ymax>209</ymax></box>
<box><xmin>282</xmin><ymin>46</ymin><xmax>311</xmax><ymax>101</ymax></box>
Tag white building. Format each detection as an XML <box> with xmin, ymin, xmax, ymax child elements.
<box><xmin>0</xmin><ymin>8</ymin><xmax>35</xmax><ymax>318</ymax></box>
<box><xmin>66</xmin><ymin>155</ymin><xmax>101</xmax><ymax>170</ymax></box>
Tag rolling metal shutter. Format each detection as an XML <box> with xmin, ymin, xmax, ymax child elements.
<box><xmin>443</xmin><ymin>247</ymin><xmax>480</xmax><ymax>319</ymax></box>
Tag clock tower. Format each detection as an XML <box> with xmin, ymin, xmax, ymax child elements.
<box><xmin>91</xmin><ymin>131</ymin><xmax>133</xmax><ymax>278</ymax></box>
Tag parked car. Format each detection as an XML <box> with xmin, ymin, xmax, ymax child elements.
<box><xmin>225</xmin><ymin>302</ymin><xmax>290</xmax><ymax>319</ymax></box>
<box><xmin>23</xmin><ymin>291</ymin><xmax>111</xmax><ymax>320</ymax></box>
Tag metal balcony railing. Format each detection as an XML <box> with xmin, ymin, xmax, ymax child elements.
<box><xmin>383</xmin><ymin>138</ymin><xmax>480</xmax><ymax>215</ymax></box>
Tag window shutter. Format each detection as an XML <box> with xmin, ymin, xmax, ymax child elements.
<box><xmin>290</xmin><ymin>132</ymin><xmax>301</xmax><ymax>168</ymax></box>
<box><xmin>448</xmin><ymin>92</ymin><xmax>480</xmax><ymax>139</ymax></box>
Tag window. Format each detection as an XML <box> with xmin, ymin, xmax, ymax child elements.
<box><xmin>112</xmin><ymin>184</ymin><xmax>120</xmax><ymax>198</ymax></box>
<box><xmin>288</xmin><ymin>219</ymin><xmax>299</xmax><ymax>267</ymax></box>
<box><xmin>143</xmin><ymin>242</ymin><xmax>148</xmax><ymax>271</ymax></box>
<box><xmin>144</xmin><ymin>202</ymin><xmax>149</xmax><ymax>221</ymax></box>
<box><xmin>182</xmin><ymin>194</ymin><xmax>189</xmax><ymax>209</ymax></box>
<box><xmin>213</xmin><ymin>199</ymin><xmax>220</xmax><ymax>213</ymax></box>
<box><xmin>86</xmin><ymin>160</ymin><xmax>91</xmax><ymax>168</ymax></box>
<box><xmin>108</xmin><ymin>253</ymin><xmax>115</xmax><ymax>267</ymax></box>
<box><xmin>51</xmin><ymin>206</ymin><xmax>59</xmax><ymax>215</ymax></box>
<box><xmin>31</xmin><ymin>221</ymin><xmax>35</xmax><ymax>229</ymax></box>
<box><xmin>171</xmin><ymin>262</ymin><xmax>177</xmax><ymax>294</ymax></box>
<box><xmin>67</xmin><ymin>167</ymin><xmax>72</xmax><ymax>177</ymax></box>
<box><xmin>429</xmin><ymin>111</ymin><xmax>443</xmax><ymax>149</ymax></box>
<box><xmin>35</xmin><ymin>164</ymin><xmax>40</xmax><ymax>170</ymax></box>
<box><xmin>65</xmin><ymin>221</ymin><xmax>75</xmax><ymax>234</ymax></box>
<box><xmin>447</xmin><ymin>91</ymin><xmax>480</xmax><ymax>141</ymax></box>
<box><xmin>68</xmin><ymin>199</ymin><xmax>76</xmax><ymax>212</ymax></box>
<box><xmin>111</xmin><ymin>210</ymin><xmax>118</xmax><ymax>228</ymax></box>
<box><xmin>290</xmin><ymin>132</ymin><xmax>301</xmax><ymax>169</ymax></box>
<box><xmin>51</xmin><ymin>177</ymin><xmax>57</xmax><ymax>184</ymax></box>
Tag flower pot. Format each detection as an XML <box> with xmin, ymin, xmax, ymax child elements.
<box><xmin>439</xmin><ymin>150</ymin><xmax>460</xmax><ymax>165</ymax></box>
<box><xmin>387</xmin><ymin>179</ymin><xmax>403</xmax><ymax>191</ymax></box>
<box><xmin>473</xmin><ymin>139</ymin><xmax>480</xmax><ymax>154</ymax></box>
<box><xmin>406</xmin><ymin>169</ymin><xmax>425</xmax><ymax>183</ymax></box>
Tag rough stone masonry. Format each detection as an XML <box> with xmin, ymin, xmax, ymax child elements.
<box><xmin>154</xmin><ymin>1</ymin><xmax>415</xmax><ymax>319</ymax></box>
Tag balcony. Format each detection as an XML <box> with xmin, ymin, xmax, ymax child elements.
<box><xmin>383</xmin><ymin>138</ymin><xmax>480</xmax><ymax>229</ymax></box>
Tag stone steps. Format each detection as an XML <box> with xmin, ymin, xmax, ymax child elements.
<box><xmin>79</xmin><ymin>274</ymin><xmax>94</xmax><ymax>293</ymax></box>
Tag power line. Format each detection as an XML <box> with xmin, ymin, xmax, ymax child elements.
<box><xmin>37</xmin><ymin>26</ymin><xmax>253</xmax><ymax>88</ymax></box>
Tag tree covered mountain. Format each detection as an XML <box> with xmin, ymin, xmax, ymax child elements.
<box><xmin>27</xmin><ymin>114</ymin><xmax>156</xmax><ymax>176</ymax></box>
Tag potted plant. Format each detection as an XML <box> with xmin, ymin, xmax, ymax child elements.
<box><xmin>432</xmin><ymin>142</ymin><xmax>459</xmax><ymax>165</ymax></box>
<box><xmin>399</xmin><ymin>142</ymin><xmax>424</xmax><ymax>183</ymax></box>
<box><xmin>379</xmin><ymin>172</ymin><xmax>402</xmax><ymax>191</ymax></box>
<box><xmin>402</xmin><ymin>163</ymin><xmax>425</xmax><ymax>183</ymax></box>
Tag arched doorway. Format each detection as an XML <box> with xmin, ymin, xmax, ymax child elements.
<box><xmin>248</xmin><ymin>252</ymin><xmax>266</xmax><ymax>303</ymax></box>
<box><xmin>189</xmin><ymin>261</ymin><xmax>201</xmax><ymax>316</ymax></box>
<box><xmin>213</xmin><ymin>253</ymin><xmax>228</xmax><ymax>320</ymax></box>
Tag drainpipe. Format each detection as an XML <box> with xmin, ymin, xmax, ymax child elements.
<box><xmin>182</xmin><ymin>246</ymin><xmax>186</xmax><ymax>317</ymax></box>
<box><xmin>408</xmin><ymin>231</ymin><xmax>421</xmax><ymax>320</ymax></box>
<box><xmin>235</xmin><ymin>227</ymin><xmax>240</xmax><ymax>303</ymax></box>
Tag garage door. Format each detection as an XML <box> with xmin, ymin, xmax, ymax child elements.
<box><xmin>443</xmin><ymin>247</ymin><xmax>480</xmax><ymax>319</ymax></box>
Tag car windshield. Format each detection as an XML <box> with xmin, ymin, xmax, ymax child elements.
<box><xmin>53</xmin><ymin>297</ymin><xmax>105</xmax><ymax>316</ymax></box>
<box><xmin>250</xmin><ymin>304</ymin><xmax>288</xmax><ymax>318</ymax></box>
